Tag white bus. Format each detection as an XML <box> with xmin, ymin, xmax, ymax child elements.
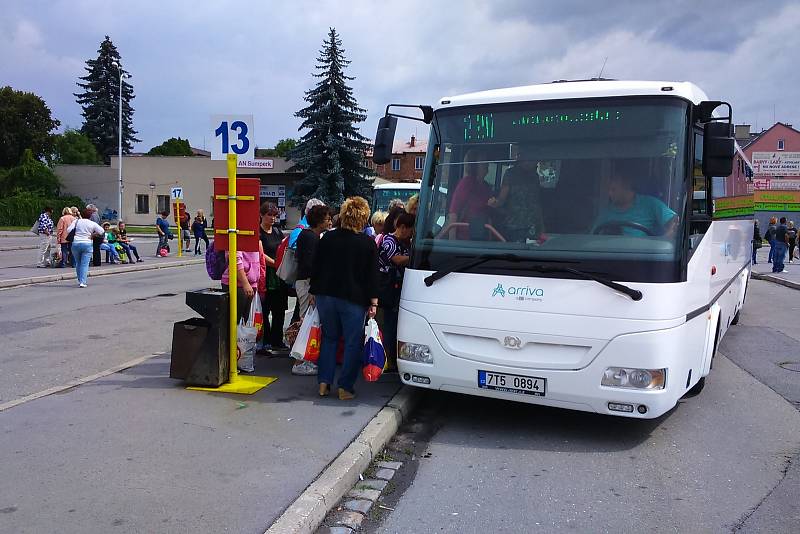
<box><xmin>372</xmin><ymin>181</ymin><xmax>421</xmax><ymax>213</ymax></box>
<box><xmin>372</xmin><ymin>80</ymin><xmax>750</xmax><ymax>419</ymax></box>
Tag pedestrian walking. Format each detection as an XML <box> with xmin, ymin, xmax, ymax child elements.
<box><xmin>85</xmin><ymin>204</ymin><xmax>103</xmax><ymax>266</ymax></box>
<box><xmin>279</xmin><ymin>208</ymin><xmax>287</xmax><ymax>230</ymax></box>
<box><xmin>66</xmin><ymin>208</ymin><xmax>105</xmax><ymax>287</ymax></box>
<box><xmin>787</xmin><ymin>221</ymin><xmax>797</xmax><ymax>263</ymax></box>
<box><xmin>55</xmin><ymin>207</ymin><xmax>76</xmax><ymax>268</ymax></box>
<box><xmin>35</xmin><ymin>207</ymin><xmax>55</xmax><ymax>267</ymax></box>
<box><xmin>291</xmin><ymin>204</ymin><xmax>331</xmax><ymax>375</ymax></box>
<box><xmin>310</xmin><ymin>196</ymin><xmax>379</xmax><ymax>400</ymax></box>
<box><xmin>258</xmin><ymin>202</ymin><xmax>290</xmax><ymax>354</ymax></box>
<box><xmin>765</xmin><ymin>217</ymin><xmax>777</xmax><ymax>263</ymax></box>
<box><xmin>752</xmin><ymin>220</ymin><xmax>762</xmax><ymax>265</ymax></box>
<box><xmin>773</xmin><ymin>217</ymin><xmax>789</xmax><ymax>273</ymax></box>
<box><xmin>192</xmin><ymin>210</ymin><xmax>209</xmax><ymax>255</ymax></box>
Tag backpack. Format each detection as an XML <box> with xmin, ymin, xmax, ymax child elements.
<box><xmin>205</xmin><ymin>246</ymin><xmax>227</xmax><ymax>280</ymax></box>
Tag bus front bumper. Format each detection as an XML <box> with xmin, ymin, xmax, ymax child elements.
<box><xmin>396</xmin><ymin>308</ymin><xmax>706</xmax><ymax>419</ymax></box>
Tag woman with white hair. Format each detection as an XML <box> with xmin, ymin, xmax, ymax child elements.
<box><xmin>55</xmin><ymin>207</ymin><xmax>76</xmax><ymax>268</ymax></box>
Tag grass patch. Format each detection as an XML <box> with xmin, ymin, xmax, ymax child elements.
<box><xmin>0</xmin><ymin>226</ymin><xmax>30</xmax><ymax>232</ymax></box>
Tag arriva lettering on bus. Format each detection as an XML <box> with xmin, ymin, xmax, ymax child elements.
<box><xmin>492</xmin><ymin>283</ymin><xmax>544</xmax><ymax>298</ymax></box>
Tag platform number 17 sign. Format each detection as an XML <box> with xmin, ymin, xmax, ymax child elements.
<box><xmin>210</xmin><ymin>114</ymin><xmax>255</xmax><ymax>162</ymax></box>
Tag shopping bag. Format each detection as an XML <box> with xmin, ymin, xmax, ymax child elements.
<box><xmin>362</xmin><ymin>319</ymin><xmax>386</xmax><ymax>382</ymax></box>
<box><xmin>237</xmin><ymin>318</ymin><xmax>257</xmax><ymax>373</ymax></box>
<box><xmin>276</xmin><ymin>246</ymin><xmax>298</xmax><ymax>284</ymax></box>
<box><xmin>290</xmin><ymin>306</ymin><xmax>320</xmax><ymax>362</ymax></box>
<box><xmin>248</xmin><ymin>295</ymin><xmax>264</xmax><ymax>342</ymax></box>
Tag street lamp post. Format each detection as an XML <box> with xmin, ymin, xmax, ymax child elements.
<box><xmin>112</xmin><ymin>61</ymin><xmax>129</xmax><ymax>222</ymax></box>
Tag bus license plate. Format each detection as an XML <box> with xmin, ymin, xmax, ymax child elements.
<box><xmin>478</xmin><ymin>370</ymin><xmax>545</xmax><ymax>396</ymax></box>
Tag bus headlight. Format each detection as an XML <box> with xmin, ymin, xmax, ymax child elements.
<box><xmin>398</xmin><ymin>342</ymin><xmax>433</xmax><ymax>364</ymax></box>
<box><xmin>601</xmin><ymin>367</ymin><xmax>666</xmax><ymax>390</ymax></box>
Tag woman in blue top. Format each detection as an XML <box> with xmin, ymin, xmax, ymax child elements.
<box><xmin>192</xmin><ymin>209</ymin><xmax>209</xmax><ymax>255</ymax></box>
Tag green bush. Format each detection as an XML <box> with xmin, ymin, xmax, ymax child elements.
<box><xmin>0</xmin><ymin>191</ymin><xmax>85</xmax><ymax>226</ymax></box>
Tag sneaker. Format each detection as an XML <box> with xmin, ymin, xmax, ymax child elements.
<box><xmin>292</xmin><ymin>360</ymin><xmax>318</xmax><ymax>376</ymax></box>
<box><xmin>137</xmin><ymin>258</ymin><xmax>143</xmax><ymax>262</ymax></box>
<box><xmin>78</xmin><ymin>283</ymin><xmax>87</xmax><ymax>288</ymax></box>
<box><xmin>782</xmin><ymin>270</ymin><xmax>789</xmax><ymax>273</ymax></box>
<box><xmin>270</xmin><ymin>344</ymin><xmax>291</xmax><ymax>355</ymax></box>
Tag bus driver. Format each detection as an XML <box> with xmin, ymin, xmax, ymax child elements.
<box><xmin>592</xmin><ymin>172</ymin><xmax>679</xmax><ymax>237</ymax></box>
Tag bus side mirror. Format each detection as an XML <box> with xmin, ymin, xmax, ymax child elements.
<box><xmin>373</xmin><ymin>115</ymin><xmax>398</xmax><ymax>165</ymax></box>
<box><xmin>702</xmin><ymin>122</ymin><xmax>735</xmax><ymax>177</ymax></box>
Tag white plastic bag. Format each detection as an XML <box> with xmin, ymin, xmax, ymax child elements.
<box><xmin>247</xmin><ymin>294</ymin><xmax>264</xmax><ymax>342</ymax></box>
<box><xmin>290</xmin><ymin>305</ymin><xmax>320</xmax><ymax>361</ymax></box>
<box><xmin>237</xmin><ymin>318</ymin><xmax>257</xmax><ymax>373</ymax></box>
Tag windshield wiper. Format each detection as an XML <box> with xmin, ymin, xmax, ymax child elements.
<box><xmin>423</xmin><ymin>253</ymin><xmax>643</xmax><ymax>301</ymax></box>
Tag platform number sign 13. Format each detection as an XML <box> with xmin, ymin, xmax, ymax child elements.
<box><xmin>210</xmin><ymin>115</ymin><xmax>255</xmax><ymax>162</ymax></box>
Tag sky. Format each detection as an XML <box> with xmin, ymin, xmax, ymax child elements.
<box><xmin>2</xmin><ymin>0</ymin><xmax>798</xmax><ymax>153</ymax></box>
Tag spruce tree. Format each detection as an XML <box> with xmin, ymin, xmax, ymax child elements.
<box><xmin>75</xmin><ymin>36</ymin><xmax>140</xmax><ymax>162</ymax></box>
<box><xmin>289</xmin><ymin>28</ymin><xmax>374</xmax><ymax>208</ymax></box>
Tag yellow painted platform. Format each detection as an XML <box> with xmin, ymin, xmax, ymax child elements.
<box><xmin>187</xmin><ymin>375</ymin><xmax>277</xmax><ymax>395</ymax></box>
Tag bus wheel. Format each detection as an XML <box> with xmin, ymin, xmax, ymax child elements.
<box><xmin>731</xmin><ymin>309</ymin><xmax>741</xmax><ymax>325</ymax></box>
<box><xmin>685</xmin><ymin>377</ymin><xmax>706</xmax><ymax>397</ymax></box>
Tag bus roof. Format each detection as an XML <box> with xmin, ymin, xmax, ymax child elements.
<box><xmin>437</xmin><ymin>80</ymin><xmax>710</xmax><ymax>109</ymax></box>
<box><xmin>374</xmin><ymin>182</ymin><xmax>421</xmax><ymax>190</ymax></box>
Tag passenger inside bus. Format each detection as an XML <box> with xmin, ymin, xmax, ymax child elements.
<box><xmin>592</xmin><ymin>171</ymin><xmax>678</xmax><ymax>237</ymax></box>
<box><xmin>487</xmin><ymin>150</ymin><xmax>545</xmax><ymax>242</ymax></box>
<box><xmin>447</xmin><ymin>148</ymin><xmax>492</xmax><ymax>240</ymax></box>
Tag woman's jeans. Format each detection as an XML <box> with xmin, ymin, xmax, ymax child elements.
<box><xmin>72</xmin><ymin>242</ymin><xmax>93</xmax><ymax>285</ymax></box>
<box><xmin>100</xmin><ymin>243</ymin><xmax>120</xmax><ymax>262</ymax></box>
<box><xmin>157</xmin><ymin>234</ymin><xmax>168</xmax><ymax>255</ymax></box>
<box><xmin>768</xmin><ymin>240</ymin><xmax>776</xmax><ymax>262</ymax></box>
<box><xmin>315</xmin><ymin>295</ymin><xmax>366</xmax><ymax>393</ymax></box>
<box><xmin>59</xmin><ymin>243</ymin><xmax>73</xmax><ymax>267</ymax></box>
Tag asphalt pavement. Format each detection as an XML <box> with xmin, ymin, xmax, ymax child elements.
<box><xmin>363</xmin><ymin>278</ymin><xmax>800</xmax><ymax>534</ymax></box>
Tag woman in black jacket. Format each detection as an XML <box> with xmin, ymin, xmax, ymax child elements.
<box><xmin>311</xmin><ymin>197</ymin><xmax>378</xmax><ymax>400</ymax></box>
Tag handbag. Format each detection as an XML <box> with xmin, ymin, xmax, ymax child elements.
<box><xmin>66</xmin><ymin>222</ymin><xmax>78</xmax><ymax>244</ymax></box>
<box><xmin>276</xmin><ymin>246</ymin><xmax>298</xmax><ymax>284</ymax></box>
<box><xmin>30</xmin><ymin>219</ymin><xmax>40</xmax><ymax>235</ymax></box>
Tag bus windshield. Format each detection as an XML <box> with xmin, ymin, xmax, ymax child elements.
<box><xmin>414</xmin><ymin>97</ymin><xmax>691</xmax><ymax>283</ymax></box>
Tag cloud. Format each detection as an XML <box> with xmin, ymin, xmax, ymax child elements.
<box><xmin>1</xmin><ymin>0</ymin><xmax>797</xmax><ymax>152</ymax></box>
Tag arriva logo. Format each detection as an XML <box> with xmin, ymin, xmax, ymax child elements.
<box><xmin>491</xmin><ymin>283</ymin><xmax>544</xmax><ymax>298</ymax></box>
<box><xmin>492</xmin><ymin>283</ymin><xmax>506</xmax><ymax>297</ymax></box>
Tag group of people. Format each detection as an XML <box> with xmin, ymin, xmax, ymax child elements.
<box><xmin>35</xmin><ymin>204</ymin><xmax>141</xmax><ymax>274</ymax></box>
<box><xmin>221</xmin><ymin>194</ymin><xmax>419</xmax><ymax>401</ymax></box>
<box><xmin>755</xmin><ymin>216</ymin><xmax>798</xmax><ymax>273</ymax></box>
<box><xmin>156</xmin><ymin>209</ymin><xmax>210</xmax><ymax>257</ymax></box>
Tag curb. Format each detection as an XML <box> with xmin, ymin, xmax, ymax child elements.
<box><xmin>265</xmin><ymin>387</ymin><xmax>421</xmax><ymax>534</ymax></box>
<box><xmin>0</xmin><ymin>258</ymin><xmax>204</xmax><ymax>289</ymax></box>
<box><xmin>0</xmin><ymin>245</ymin><xmax>37</xmax><ymax>251</ymax></box>
<box><xmin>752</xmin><ymin>272</ymin><xmax>800</xmax><ymax>290</ymax></box>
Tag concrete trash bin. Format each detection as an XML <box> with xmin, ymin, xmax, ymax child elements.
<box><xmin>170</xmin><ymin>289</ymin><xmax>230</xmax><ymax>387</ymax></box>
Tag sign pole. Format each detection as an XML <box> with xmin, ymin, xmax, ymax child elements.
<box><xmin>176</xmin><ymin>201</ymin><xmax>183</xmax><ymax>258</ymax></box>
<box><xmin>227</xmin><ymin>153</ymin><xmax>239</xmax><ymax>383</ymax></box>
